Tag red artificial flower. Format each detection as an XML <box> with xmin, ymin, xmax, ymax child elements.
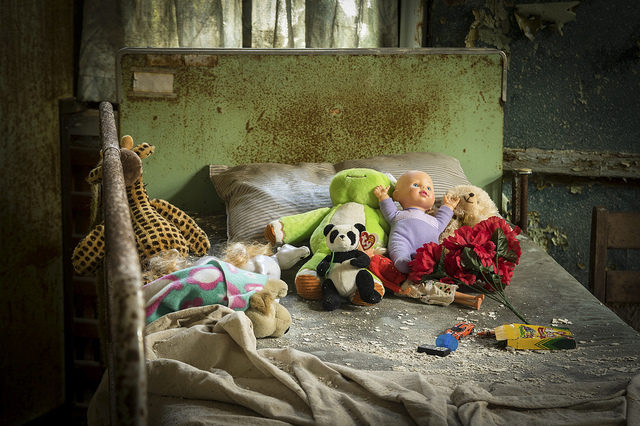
<box><xmin>407</xmin><ymin>215</ymin><xmax>528</xmax><ymax>324</ymax></box>
<box><xmin>407</xmin><ymin>242</ymin><xmax>443</xmax><ymax>283</ymax></box>
<box><xmin>497</xmin><ymin>258</ymin><xmax>516</xmax><ymax>284</ymax></box>
<box><xmin>476</xmin><ymin>216</ymin><xmax>522</xmax><ymax>264</ymax></box>
<box><xmin>443</xmin><ymin>225</ymin><xmax>496</xmax><ymax>268</ymax></box>
<box><xmin>443</xmin><ymin>250</ymin><xmax>478</xmax><ymax>285</ymax></box>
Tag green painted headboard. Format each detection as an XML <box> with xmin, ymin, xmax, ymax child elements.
<box><xmin>117</xmin><ymin>48</ymin><xmax>507</xmax><ymax>215</ymax></box>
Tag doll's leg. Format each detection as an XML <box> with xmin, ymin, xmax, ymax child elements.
<box><xmin>453</xmin><ymin>292</ymin><xmax>485</xmax><ymax>310</ymax></box>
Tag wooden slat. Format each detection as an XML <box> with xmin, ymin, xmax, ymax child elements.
<box><xmin>605</xmin><ymin>271</ymin><xmax>640</xmax><ymax>303</ymax></box>
<box><xmin>73</xmin><ymin>317</ymin><xmax>99</xmax><ymax>338</ymax></box>
<box><xmin>70</xmin><ymin>145</ymin><xmax>101</xmax><ymax>166</ymax></box>
<box><xmin>65</xmin><ymin>109</ymin><xmax>100</xmax><ymax>136</ymax></box>
<box><xmin>606</xmin><ymin>212</ymin><xmax>640</xmax><ymax>249</ymax></box>
<box><xmin>71</xmin><ymin>190</ymin><xmax>92</xmax><ymax>208</ymax></box>
<box><xmin>73</xmin><ymin>360</ymin><xmax>104</xmax><ymax>382</ymax></box>
<box><xmin>73</xmin><ymin>276</ymin><xmax>97</xmax><ymax>296</ymax></box>
<box><xmin>589</xmin><ymin>206</ymin><xmax>608</xmax><ymax>302</ymax></box>
<box><xmin>504</xmin><ymin>147</ymin><xmax>640</xmax><ymax>179</ymax></box>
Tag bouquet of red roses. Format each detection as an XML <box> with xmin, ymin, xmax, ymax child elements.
<box><xmin>408</xmin><ymin>216</ymin><xmax>528</xmax><ymax>323</ymax></box>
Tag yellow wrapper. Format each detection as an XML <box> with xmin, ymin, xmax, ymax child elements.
<box><xmin>495</xmin><ymin>323</ymin><xmax>576</xmax><ymax>350</ymax></box>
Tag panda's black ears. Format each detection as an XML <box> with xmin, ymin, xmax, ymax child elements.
<box><xmin>324</xmin><ymin>224</ymin><xmax>335</xmax><ymax>236</ymax></box>
<box><xmin>354</xmin><ymin>223</ymin><xmax>366</xmax><ymax>233</ymax></box>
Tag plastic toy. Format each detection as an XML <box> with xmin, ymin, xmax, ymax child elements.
<box><xmin>435</xmin><ymin>321</ymin><xmax>475</xmax><ymax>351</ymax></box>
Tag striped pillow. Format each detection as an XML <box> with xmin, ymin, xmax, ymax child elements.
<box><xmin>210</xmin><ymin>162</ymin><xmax>335</xmax><ymax>242</ymax></box>
<box><xmin>210</xmin><ymin>152</ymin><xmax>471</xmax><ymax>242</ymax></box>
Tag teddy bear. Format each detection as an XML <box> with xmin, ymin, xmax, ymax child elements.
<box><xmin>245</xmin><ymin>279</ymin><xmax>292</xmax><ymax>338</ymax></box>
<box><xmin>72</xmin><ymin>135</ymin><xmax>210</xmax><ymax>279</ymax></box>
<box><xmin>264</xmin><ymin>168</ymin><xmax>393</xmax><ymax>300</ymax></box>
<box><xmin>142</xmin><ymin>256</ymin><xmax>292</xmax><ymax>338</ymax></box>
<box><xmin>438</xmin><ymin>184</ymin><xmax>500</xmax><ymax>242</ymax></box>
<box><xmin>317</xmin><ymin>223</ymin><xmax>384</xmax><ymax>311</ymax></box>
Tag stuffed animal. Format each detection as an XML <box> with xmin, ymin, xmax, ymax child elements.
<box><xmin>222</xmin><ymin>242</ymin><xmax>310</xmax><ymax>280</ymax></box>
<box><xmin>142</xmin><ymin>256</ymin><xmax>292</xmax><ymax>338</ymax></box>
<box><xmin>317</xmin><ymin>223</ymin><xmax>384</xmax><ymax>311</ymax></box>
<box><xmin>438</xmin><ymin>184</ymin><xmax>500</xmax><ymax>242</ymax></box>
<box><xmin>245</xmin><ymin>279</ymin><xmax>292</xmax><ymax>338</ymax></box>
<box><xmin>71</xmin><ymin>135</ymin><xmax>210</xmax><ymax>278</ymax></box>
<box><xmin>265</xmin><ymin>168</ymin><xmax>393</xmax><ymax>300</ymax></box>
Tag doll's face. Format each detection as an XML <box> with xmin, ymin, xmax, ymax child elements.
<box><xmin>392</xmin><ymin>170</ymin><xmax>435</xmax><ymax>211</ymax></box>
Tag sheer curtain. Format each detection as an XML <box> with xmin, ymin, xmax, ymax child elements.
<box><xmin>77</xmin><ymin>0</ymin><xmax>422</xmax><ymax>103</ymax></box>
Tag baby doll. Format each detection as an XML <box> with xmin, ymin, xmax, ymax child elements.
<box><xmin>374</xmin><ymin>170</ymin><xmax>459</xmax><ymax>274</ymax></box>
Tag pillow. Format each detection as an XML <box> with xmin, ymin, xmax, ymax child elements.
<box><xmin>210</xmin><ymin>152</ymin><xmax>472</xmax><ymax>242</ymax></box>
<box><xmin>210</xmin><ymin>162</ymin><xmax>335</xmax><ymax>242</ymax></box>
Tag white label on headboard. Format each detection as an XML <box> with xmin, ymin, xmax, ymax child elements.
<box><xmin>133</xmin><ymin>71</ymin><xmax>175</xmax><ymax>96</ymax></box>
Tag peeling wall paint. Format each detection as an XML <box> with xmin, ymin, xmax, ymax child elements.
<box><xmin>514</xmin><ymin>1</ymin><xmax>580</xmax><ymax>40</ymax></box>
<box><xmin>526</xmin><ymin>210</ymin><xmax>569</xmax><ymax>252</ymax></box>
<box><xmin>432</xmin><ymin>0</ymin><xmax>640</xmax><ymax>290</ymax></box>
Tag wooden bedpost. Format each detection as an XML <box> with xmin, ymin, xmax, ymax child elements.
<box><xmin>511</xmin><ymin>168</ymin><xmax>532</xmax><ymax>233</ymax></box>
<box><xmin>99</xmin><ymin>101</ymin><xmax>148</xmax><ymax>425</ymax></box>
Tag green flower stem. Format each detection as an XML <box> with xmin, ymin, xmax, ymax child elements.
<box><xmin>476</xmin><ymin>269</ymin><xmax>529</xmax><ymax>324</ymax></box>
<box><xmin>472</xmin><ymin>287</ymin><xmax>528</xmax><ymax>324</ymax></box>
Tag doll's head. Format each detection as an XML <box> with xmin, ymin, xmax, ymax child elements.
<box><xmin>391</xmin><ymin>170</ymin><xmax>435</xmax><ymax>212</ymax></box>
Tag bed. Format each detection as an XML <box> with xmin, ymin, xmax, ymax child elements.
<box><xmin>87</xmin><ymin>48</ymin><xmax>640</xmax><ymax>425</ymax></box>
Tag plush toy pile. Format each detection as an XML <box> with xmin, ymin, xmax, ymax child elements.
<box><xmin>265</xmin><ymin>168</ymin><xmax>392</xmax><ymax>300</ymax></box>
<box><xmin>142</xmin><ymin>255</ymin><xmax>292</xmax><ymax>338</ymax></box>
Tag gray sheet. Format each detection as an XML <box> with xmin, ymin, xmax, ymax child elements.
<box><xmin>89</xmin><ymin>231</ymin><xmax>640</xmax><ymax>424</ymax></box>
<box><xmin>258</xmin><ymin>235</ymin><xmax>640</xmax><ymax>386</ymax></box>
<box><xmin>89</xmin><ymin>304</ymin><xmax>638</xmax><ymax>425</ymax></box>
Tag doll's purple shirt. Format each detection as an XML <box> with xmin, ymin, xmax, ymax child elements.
<box><xmin>380</xmin><ymin>197</ymin><xmax>453</xmax><ymax>273</ymax></box>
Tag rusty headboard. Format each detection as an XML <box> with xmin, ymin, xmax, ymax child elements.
<box><xmin>117</xmin><ymin>48</ymin><xmax>507</xmax><ymax>214</ymax></box>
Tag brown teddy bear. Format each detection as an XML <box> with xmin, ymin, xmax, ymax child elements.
<box><xmin>438</xmin><ymin>184</ymin><xmax>500</xmax><ymax>242</ymax></box>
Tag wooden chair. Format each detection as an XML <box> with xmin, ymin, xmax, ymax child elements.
<box><xmin>589</xmin><ymin>206</ymin><xmax>640</xmax><ymax>331</ymax></box>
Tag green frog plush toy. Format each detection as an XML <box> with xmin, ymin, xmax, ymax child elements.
<box><xmin>264</xmin><ymin>168</ymin><xmax>393</xmax><ymax>300</ymax></box>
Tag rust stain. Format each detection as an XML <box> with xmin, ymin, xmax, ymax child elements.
<box><xmin>184</xmin><ymin>54</ymin><xmax>218</xmax><ymax>67</ymax></box>
<box><xmin>146</xmin><ymin>54</ymin><xmax>183</xmax><ymax>67</ymax></box>
<box><xmin>229</xmin><ymin>83</ymin><xmax>449</xmax><ymax>164</ymax></box>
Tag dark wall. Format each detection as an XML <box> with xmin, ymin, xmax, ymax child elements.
<box><xmin>0</xmin><ymin>1</ymin><xmax>75</xmax><ymax>424</ymax></box>
<box><xmin>430</xmin><ymin>0</ymin><xmax>640</xmax><ymax>288</ymax></box>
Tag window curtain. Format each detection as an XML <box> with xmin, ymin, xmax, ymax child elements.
<box><xmin>77</xmin><ymin>0</ymin><xmax>418</xmax><ymax>103</ymax></box>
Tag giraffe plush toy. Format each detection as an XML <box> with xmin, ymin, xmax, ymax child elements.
<box><xmin>72</xmin><ymin>135</ymin><xmax>211</xmax><ymax>278</ymax></box>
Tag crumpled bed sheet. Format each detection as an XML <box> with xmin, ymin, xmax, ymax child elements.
<box><xmin>88</xmin><ymin>304</ymin><xmax>639</xmax><ymax>425</ymax></box>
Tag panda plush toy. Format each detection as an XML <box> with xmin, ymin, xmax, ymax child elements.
<box><xmin>317</xmin><ymin>223</ymin><xmax>383</xmax><ymax>311</ymax></box>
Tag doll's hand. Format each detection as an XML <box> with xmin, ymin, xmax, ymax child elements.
<box><xmin>373</xmin><ymin>185</ymin><xmax>390</xmax><ymax>201</ymax></box>
<box><xmin>443</xmin><ymin>194</ymin><xmax>460</xmax><ymax>209</ymax></box>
